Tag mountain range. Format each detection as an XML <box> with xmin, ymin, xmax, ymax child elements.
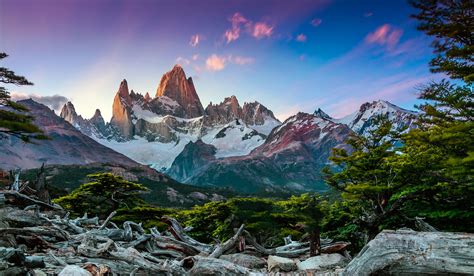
<box><xmin>2</xmin><ymin>65</ymin><xmax>417</xmax><ymax>193</ymax></box>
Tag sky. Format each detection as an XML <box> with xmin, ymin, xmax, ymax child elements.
<box><xmin>0</xmin><ymin>0</ymin><xmax>440</xmax><ymax>121</ymax></box>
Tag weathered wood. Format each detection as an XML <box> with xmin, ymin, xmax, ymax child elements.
<box><xmin>1</xmin><ymin>190</ymin><xmax>62</xmax><ymax>211</ymax></box>
<box><xmin>162</xmin><ymin>216</ymin><xmax>214</xmax><ymax>253</ymax></box>
<box><xmin>344</xmin><ymin>230</ymin><xmax>474</xmax><ymax>275</ymax></box>
<box><xmin>209</xmin><ymin>224</ymin><xmax>244</xmax><ymax>258</ymax></box>
<box><xmin>99</xmin><ymin>211</ymin><xmax>117</xmax><ymax>230</ymax></box>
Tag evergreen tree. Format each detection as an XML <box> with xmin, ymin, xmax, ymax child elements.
<box><xmin>53</xmin><ymin>173</ymin><xmax>149</xmax><ymax>217</ymax></box>
<box><xmin>323</xmin><ymin>116</ymin><xmax>408</xmax><ymax>239</ymax></box>
<box><xmin>400</xmin><ymin>0</ymin><xmax>474</xmax><ymax>231</ymax></box>
<box><xmin>410</xmin><ymin>0</ymin><xmax>474</xmax><ymax>82</ymax></box>
<box><xmin>0</xmin><ymin>53</ymin><xmax>48</xmax><ymax>142</ymax></box>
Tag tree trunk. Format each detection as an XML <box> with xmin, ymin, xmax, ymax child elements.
<box><xmin>309</xmin><ymin>229</ymin><xmax>320</xmax><ymax>256</ymax></box>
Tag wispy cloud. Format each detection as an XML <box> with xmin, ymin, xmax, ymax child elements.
<box><xmin>189</xmin><ymin>34</ymin><xmax>201</xmax><ymax>47</ymax></box>
<box><xmin>364</xmin><ymin>12</ymin><xmax>373</xmax><ymax>17</ymax></box>
<box><xmin>176</xmin><ymin>56</ymin><xmax>191</xmax><ymax>66</ymax></box>
<box><xmin>206</xmin><ymin>54</ymin><xmax>226</xmax><ymax>71</ymax></box>
<box><xmin>205</xmin><ymin>54</ymin><xmax>255</xmax><ymax>71</ymax></box>
<box><xmin>365</xmin><ymin>24</ymin><xmax>403</xmax><ymax>49</ymax></box>
<box><xmin>224</xmin><ymin>12</ymin><xmax>249</xmax><ymax>43</ymax></box>
<box><xmin>310</xmin><ymin>18</ymin><xmax>322</xmax><ymax>27</ymax></box>
<box><xmin>231</xmin><ymin>56</ymin><xmax>255</xmax><ymax>65</ymax></box>
<box><xmin>296</xmin><ymin>34</ymin><xmax>307</xmax><ymax>42</ymax></box>
<box><xmin>11</xmin><ymin>92</ymin><xmax>69</xmax><ymax>113</ymax></box>
<box><xmin>252</xmin><ymin>22</ymin><xmax>273</xmax><ymax>39</ymax></box>
<box><xmin>224</xmin><ymin>12</ymin><xmax>274</xmax><ymax>43</ymax></box>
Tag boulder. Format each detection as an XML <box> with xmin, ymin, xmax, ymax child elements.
<box><xmin>58</xmin><ymin>265</ymin><xmax>92</xmax><ymax>276</ymax></box>
<box><xmin>267</xmin><ymin>255</ymin><xmax>297</xmax><ymax>272</ymax></box>
<box><xmin>220</xmin><ymin>253</ymin><xmax>266</xmax><ymax>269</ymax></box>
<box><xmin>297</xmin><ymin>253</ymin><xmax>346</xmax><ymax>271</ymax></box>
<box><xmin>344</xmin><ymin>230</ymin><xmax>474</xmax><ymax>275</ymax></box>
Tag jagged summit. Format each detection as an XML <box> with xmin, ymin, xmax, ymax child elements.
<box><xmin>155</xmin><ymin>65</ymin><xmax>204</xmax><ymax>118</ymax></box>
<box><xmin>313</xmin><ymin>108</ymin><xmax>332</xmax><ymax>120</ymax></box>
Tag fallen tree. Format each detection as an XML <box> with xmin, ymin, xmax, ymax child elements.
<box><xmin>344</xmin><ymin>229</ymin><xmax>474</xmax><ymax>275</ymax></box>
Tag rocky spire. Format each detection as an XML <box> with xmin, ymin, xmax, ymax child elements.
<box><xmin>313</xmin><ymin>108</ymin><xmax>332</xmax><ymax>120</ymax></box>
<box><xmin>110</xmin><ymin>79</ymin><xmax>134</xmax><ymax>139</ymax></box>
<box><xmin>155</xmin><ymin>65</ymin><xmax>204</xmax><ymax>118</ymax></box>
<box><xmin>60</xmin><ymin>101</ymin><xmax>83</xmax><ymax>126</ymax></box>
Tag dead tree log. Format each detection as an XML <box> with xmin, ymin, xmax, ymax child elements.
<box><xmin>209</xmin><ymin>224</ymin><xmax>244</xmax><ymax>258</ymax></box>
<box><xmin>344</xmin><ymin>230</ymin><xmax>474</xmax><ymax>275</ymax></box>
<box><xmin>162</xmin><ymin>216</ymin><xmax>213</xmax><ymax>254</ymax></box>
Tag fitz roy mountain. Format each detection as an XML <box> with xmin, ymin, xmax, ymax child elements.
<box><xmin>61</xmin><ymin>64</ymin><xmax>281</xmax><ymax>170</ymax></box>
<box><xmin>60</xmin><ymin>65</ymin><xmax>417</xmax><ymax>193</ymax></box>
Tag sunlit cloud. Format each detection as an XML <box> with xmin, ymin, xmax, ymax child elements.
<box><xmin>192</xmin><ymin>54</ymin><xmax>199</xmax><ymax>61</ymax></box>
<box><xmin>205</xmin><ymin>54</ymin><xmax>255</xmax><ymax>71</ymax></box>
<box><xmin>10</xmin><ymin>92</ymin><xmax>69</xmax><ymax>113</ymax></box>
<box><xmin>365</xmin><ymin>24</ymin><xmax>403</xmax><ymax>49</ymax></box>
<box><xmin>223</xmin><ymin>12</ymin><xmax>273</xmax><ymax>42</ymax></box>
<box><xmin>224</xmin><ymin>12</ymin><xmax>249</xmax><ymax>43</ymax></box>
<box><xmin>252</xmin><ymin>22</ymin><xmax>273</xmax><ymax>39</ymax></box>
<box><xmin>310</xmin><ymin>18</ymin><xmax>322</xmax><ymax>27</ymax></box>
<box><xmin>206</xmin><ymin>54</ymin><xmax>226</xmax><ymax>71</ymax></box>
<box><xmin>189</xmin><ymin>34</ymin><xmax>201</xmax><ymax>47</ymax></box>
<box><xmin>296</xmin><ymin>34</ymin><xmax>307</xmax><ymax>42</ymax></box>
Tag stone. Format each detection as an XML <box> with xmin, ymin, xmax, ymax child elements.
<box><xmin>58</xmin><ymin>265</ymin><xmax>92</xmax><ymax>276</ymax></box>
<box><xmin>267</xmin><ymin>255</ymin><xmax>297</xmax><ymax>272</ymax></box>
<box><xmin>343</xmin><ymin>230</ymin><xmax>474</xmax><ymax>275</ymax></box>
<box><xmin>297</xmin><ymin>253</ymin><xmax>346</xmax><ymax>271</ymax></box>
<box><xmin>220</xmin><ymin>253</ymin><xmax>267</xmax><ymax>269</ymax></box>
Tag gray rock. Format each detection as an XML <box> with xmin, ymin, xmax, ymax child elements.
<box><xmin>297</xmin><ymin>253</ymin><xmax>346</xmax><ymax>271</ymax></box>
<box><xmin>58</xmin><ymin>265</ymin><xmax>92</xmax><ymax>276</ymax></box>
<box><xmin>267</xmin><ymin>255</ymin><xmax>297</xmax><ymax>272</ymax></box>
<box><xmin>220</xmin><ymin>253</ymin><xmax>266</xmax><ymax>269</ymax></box>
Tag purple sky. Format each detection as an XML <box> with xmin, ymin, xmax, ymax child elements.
<box><xmin>0</xmin><ymin>0</ymin><xmax>439</xmax><ymax>121</ymax></box>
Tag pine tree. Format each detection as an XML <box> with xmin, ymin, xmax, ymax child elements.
<box><xmin>0</xmin><ymin>53</ymin><xmax>48</xmax><ymax>142</ymax></box>
<box><xmin>410</xmin><ymin>0</ymin><xmax>474</xmax><ymax>82</ymax></box>
<box><xmin>323</xmin><ymin>116</ymin><xmax>408</xmax><ymax>239</ymax></box>
<box><xmin>53</xmin><ymin>173</ymin><xmax>149</xmax><ymax>217</ymax></box>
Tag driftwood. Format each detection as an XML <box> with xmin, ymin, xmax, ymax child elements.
<box><xmin>0</xmin><ymin>188</ymin><xmax>358</xmax><ymax>274</ymax></box>
<box><xmin>344</xmin><ymin>229</ymin><xmax>474</xmax><ymax>275</ymax></box>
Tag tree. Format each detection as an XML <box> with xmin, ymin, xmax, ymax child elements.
<box><xmin>400</xmin><ymin>0</ymin><xmax>474</xmax><ymax>231</ymax></box>
<box><xmin>410</xmin><ymin>0</ymin><xmax>474</xmax><ymax>82</ymax></box>
<box><xmin>0</xmin><ymin>53</ymin><xmax>47</xmax><ymax>142</ymax></box>
<box><xmin>323</xmin><ymin>116</ymin><xmax>408</xmax><ymax>240</ymax></box>
<box><xmin>53</xmin><ymin>173</ymin><xmax>149</xmax><ymax>217</ymax></box>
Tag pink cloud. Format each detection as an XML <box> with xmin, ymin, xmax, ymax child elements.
<box><xmin>205</xmin><ymin>54</ymin><xmax>255</xmax><ymax>71</ymax></box>
<box><xmin>365</xmin><ymin>24</ymin><xmax>403</xmax><ymax>49</ymax></box>
<box><xmin>252</xmin><ymin>22</ymin><xmax>273</xmax><ymax>39</ymax></box>
<box><xmin>296</xmin><ymin>34</ymin><xmax>307</xmax><ymax>42</ymax></box>
<box><xmin>224</xmin><ymin>12</ymin><xmax>249</xmax><ymax>43</ymax></box>
<box><xmin>310</xmin><ymin>18</ymin><xmax>322</xmax><ymax>27</ymax></box>
<box><xmin>189</xmin><ymin>34</ymin><xmax>201</xmax><ymax>47</ymax></box>
<box><xmin>206</xmin><ymin>54</ymin><xmax>226</xmax><ymax>71</ymax></box>
<box><xmin>192</xmin><ymin>54</ymin><xmax>199</xmax><ymax>61</ymax></box>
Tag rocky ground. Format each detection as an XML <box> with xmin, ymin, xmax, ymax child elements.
<box><xmin>1</xmin><ymin>188</ymin><xmax>473</xmax><ymax>275</ymax></box>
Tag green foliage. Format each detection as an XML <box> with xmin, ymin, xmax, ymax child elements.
<box><xmin>410</xmin><ymin>0</ymin><xmax>474</xmax><ymax>82</ymax></box>
<box><xmin>113</xmin><ymin>205</ymin><xmax>178</xmax><ymax>231</ymax></box>
<box><xmin>53</xmin><ymin>173</ymin><xmax>149</xmax><ymax>218</ymax></box>
<box><xmin>179</xmin><ymin>195</ymin><xmax>327</xmax><ymax>247</ymax></box>
<box><xmin>323</xmin><ymin>116</ymin><xmax>407</xmax><ymax>238</ymax></box>
<box><xmin>0</xmin><ymin>53</ymin><xmax>48</xmax><ymax>142</ymax></box>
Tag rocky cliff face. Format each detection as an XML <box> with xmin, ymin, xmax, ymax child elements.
<box><xmin>0</xmin><ymin>99</ymin><xmax>139</xmax><ymax>170</ymax></box>
<box><xmin>110</xmin><ymin>79</ymin><xmax>134</xmax><ymax>139</ymax></box>
<box><xmin>155</xmin><ymin>65</ymin><xmax>204</xmax><ymax>118</ymax></box>
<box><xmin>168</xmin><ymin>112</ymin><xmax>352</xmax><ymax>193</ymax></box>
<box><xmin>334</xmin><ymin>100</ymin><xmax>417</xmax><ymax>136</ymax></box>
